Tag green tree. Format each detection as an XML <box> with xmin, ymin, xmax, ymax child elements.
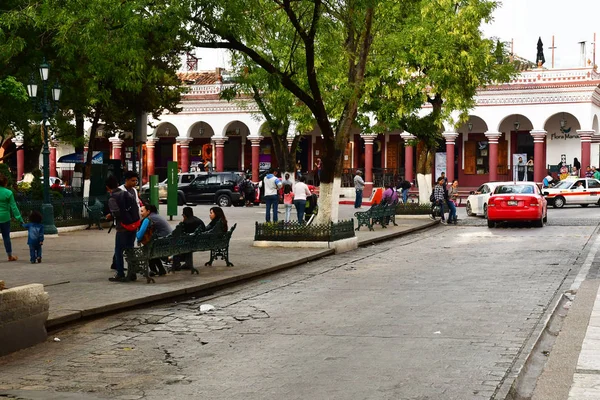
<box><xmin>183</xmin><ymin>0</ymin><xmax>417</xmax><ymax>222</ymax></box>
<box><xmin>361</xmin><ymin>0</ymin><xmax>517</xmax><ymax>199</ymax></box>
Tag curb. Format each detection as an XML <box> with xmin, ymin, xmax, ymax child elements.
<box><xmin>46</xmin><ymin>249</ymin><xmax>334</xmax><ymax>329</ymax></box>
<box><xmin>46</xmin><ymin>220</ymin><xmax>437</xmax><ymax>329</ymax></box>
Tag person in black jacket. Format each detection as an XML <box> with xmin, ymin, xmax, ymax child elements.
<box><xmin>173</xmin><ymin>207</ymin><xmax>205</xmax><ymax>270</ymax></box>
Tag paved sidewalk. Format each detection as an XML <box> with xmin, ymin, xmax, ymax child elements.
<box><xmin>0</xmin><ymin>204</ymin><xmax>436</xmax><ymax>328</ymax></box>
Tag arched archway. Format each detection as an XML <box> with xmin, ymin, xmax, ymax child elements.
<box><xmin>153</xmin><ymin>123</ymin><xmax>178</xmax><ymax>180</ymax></box>
<box><xmin>544</xmin><ymin>112</ymin><xmax>582</xmax><ymax>176</ymax></box>
<box><xmin>188</xmin><ymin>121</ymin><xmax>214</xmax><ymax>171</ymax></box>
<box><xmin>223</xmin><ymin>121</ymin><xmax>249</xmax><ymax>171</ymax></box>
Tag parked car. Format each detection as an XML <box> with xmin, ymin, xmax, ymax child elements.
<box><xmin>486</xmin><ymin>182</ymin><xmax>547</xmax><ymax>228</ymax></box>
<box><xmin>542</xmin><ymin>177</ymin><xmax>600</xmax><ymax>208</ymax></box>
<box><xmin>465</xmin><ymin>181</ymin><xmax>505</xmax><ymax>218</ymax></box>
<box><xmin>178</xmin><ymin>172</ymin><xmax>245</xmax><ymax>207</ymax></box>
<box><xmin>140</xmin><ymin>172</ymin><xmax>203</xmax><ymax>202</ymax></box>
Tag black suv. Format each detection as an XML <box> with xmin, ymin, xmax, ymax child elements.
<box><xmin>177</xmin><ymin>172</ymin><xmax>245</xmax><ymax>207</ymax></box>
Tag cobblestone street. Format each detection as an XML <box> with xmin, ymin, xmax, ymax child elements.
<box><xmin>0</xmin><ymin>213</ymin><xmax>597</xmax><ymax>399</ymax></box>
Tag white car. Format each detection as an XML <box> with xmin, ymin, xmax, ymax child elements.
<box><xmin>542</xmin><ymin>177</ymin><xmax>600</xmax><ymax>208</ymax></box>
<box><xmin>466</xmin><ymin>181</ymin><xmax>507</xmax><ymax>218</ymax></box>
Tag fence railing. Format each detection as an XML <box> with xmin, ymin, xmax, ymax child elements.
<box><xmin>341</xmin><ymin>168</ymin><xmax>404</xmax><ymax>188</ymax></box>
<box><xmin>254</xmin><ymin>220</ymin><xmax>355</xmax><ymax>242</ymax></box>
<box><xmin>13</xmin><ymin>195</ymin><xmax>108</xmax><ymax>231</ymax></box>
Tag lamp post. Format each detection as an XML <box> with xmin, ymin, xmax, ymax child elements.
<box><xmin>26</xmin><ymin>60</ymin><xmax>61</xmax><ymax>235</ymax></box>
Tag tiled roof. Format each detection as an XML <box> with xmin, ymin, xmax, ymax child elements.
<box><xmin>177</xmin><ymin>71</ymin><xmax>221</xmax><ymax>85</ymax></box>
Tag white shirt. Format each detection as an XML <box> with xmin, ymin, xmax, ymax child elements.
<box><xmin>293</xmin><ymin>182</ymin><xmax>311</xmax><ymax>201</ymax></box>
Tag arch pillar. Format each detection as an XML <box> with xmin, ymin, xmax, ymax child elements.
<box><xmin>249</xmin><ymin>136</ymin><xmax>263</xmax><ymax>182</ymax></box>
<box><xmin>213</xmin><ymin>137</ymin><xmax>227</xmax><ymax>172</ymax></box>
<box><xmin>400</xmin><ymin>132</ymin><xmax>416</xmax><ymax>183</ymax></box>
<box><xmin>484</xmin><ymin>131</ymin><xmax>502</xmax><ymax>181</ymax></box>
<box><xmin>363</xmin><ymin>135</ymin><xmax>377</xmax><ymax>195</ymax></box>
<box><xmin>442</xmin><ymin>132</ymin><xmax>459</xmax><ymax>181</ymax></box>
<box><xmin>176</xmin><ymin>137</ymin><xmax>192</xmax><ymax>173</ymax></box>
<box><xmin>530</xmin><ymin>130</ymin><xmax>547</xmax><ymax>182</ymax></box>
<box><xmin>577</xmin><ymin>130</ymin><xmax>595</xmax><ymax>177</ymax></box>
<box><xmin>11</xmin><ymin>135</ymin><xmax>24</xmax><ymax>181</ymax></box>
<box><xmin>145</xmin><ymin>137</ymin><xmax>158</xmax><ymax>177</ymax></box>
<box><xmin>109</xmin><ymin>136</ymin><xmax>123</xmax><ymax>160</ymax></box>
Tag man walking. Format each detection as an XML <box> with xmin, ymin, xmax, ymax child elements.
<box><xmin>260</xmin><ymin>168</ymin><xmax>282</xmax><ymax>222</ymax></box>
<box><xmin>105</xmin><ymin>172</ymin><xmax>141</xmax><ymax>282</ymax></box>
<box><xmin>354</xmin><ymin>170</ymin><xmax>365</xmax><ymax>208</ymax></box>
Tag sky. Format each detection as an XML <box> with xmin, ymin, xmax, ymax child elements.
<box><xmin>191</xmin><ymin>0</ymin><xmax>600</xmax><ymax>71</ymax></box>
<box><xmin>482</xmin><ymin>0</ymin><xmax>600</xmax><ymax>68</ymax></box>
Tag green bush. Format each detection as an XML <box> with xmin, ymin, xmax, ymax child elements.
<box><xmin>395</xmin><ymin>202</ymin><xmax>432</xmax><ymax>215</ymax></box>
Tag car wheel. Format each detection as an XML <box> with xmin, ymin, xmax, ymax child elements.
<box><xmin>466</xmin><ymin>201</ymin><xmax>474</xmax><ymax>216</ymax></box>
<box><xmin>534</xmin><ymin>215</ymin><xmax>544</xmax><ymax>228</ymax></box>
<box><xmin>553</xmin><ymin>196</ymin><xmax>565</xmax><ymax>208</ymax></box>
<box><xmin>217</xmin><ymin>194</ymin><xmax>232</xmax><ymax>207</ymax></box>
<box><xmin>177</xmin><ymin>193</ymin><xmax>185</xmax><ymax>206</ymax></box>
<box><xmin>483</xmin><ymin>204</ymin><xmax>488</xmax><ymax>219</ymax></box>
<box><xmin>487</xmin><ymin>219</ymin><xmax>495</xmax><ymax>228</ymax></box>
<box><xmin>581</xmin><ymin>204</ymin><xmax>589</xmax><ymax>208</ymax></box>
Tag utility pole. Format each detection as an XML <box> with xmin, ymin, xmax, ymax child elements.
<box><xmin>549</xmin><ymin>35</ymin><xmax>557</xmax><ymax>68</ymax></box>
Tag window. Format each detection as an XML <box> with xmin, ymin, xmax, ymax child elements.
<box><xmin>181</xmin><ymin>174</ymin><xmax>196</xmax><ymax>184</ymax></box>
<box><xmin>588</xmin><ymin>180</ymin><xmax>600</xmax><ymax>189</ymax></box>
<box><xmin>206</xmin><ymin>175</ymin><xmax>221</xmax><ymax>184</ymax></box>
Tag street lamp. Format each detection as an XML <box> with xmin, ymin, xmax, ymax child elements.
<box><xmin>26</xmin><ymin>59</ymin><xmax>61</xmax><ymax>235</ymax></box>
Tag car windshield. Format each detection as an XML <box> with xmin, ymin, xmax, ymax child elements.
<box><xmin>494</xmin><ymin>184</ymin><xmax>536</xmax><ymax>194</ymax></box>
<box><xmin>552</xmin><ymin>180</ymin><xmax>574</xmax><ymax>189</ymax></box>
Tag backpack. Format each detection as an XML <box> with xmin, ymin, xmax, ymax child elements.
<box><xmin>114</xmin><ymin>189</ymin><xmax>141</xmax><ymax>231</ymax></box>
<box><xmin>429</xmin><ymin>192</ymin><xmax>435</xmax><ymax>202</ymax></box>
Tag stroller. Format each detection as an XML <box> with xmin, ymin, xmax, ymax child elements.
<box><xmin>304</xmin><ymin>194</ymin><xmax>319</xmax><ymax>225</ymax></box>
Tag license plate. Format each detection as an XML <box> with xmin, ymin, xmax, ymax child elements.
<box><xmin>507</xmin><ymin>200</ymin><xmax>518</xmax><ymax>206</ymax></box>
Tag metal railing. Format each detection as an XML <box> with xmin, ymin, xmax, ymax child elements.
<box><xmin>13</xmin><ymin>195</ymin><xmax>108</xmax><ymax>231</ymax></box>
<box><xmin>254</xmin><ymin>220</ymin><xmax>355</xmax><ymax>242</ymax></box>
<box><xmin>341</xmin><ymin>168</ymin><xmax>404</xmax><ymax>188</ymax></box>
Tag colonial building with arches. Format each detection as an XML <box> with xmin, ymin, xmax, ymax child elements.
<box><xmin>16</xmin><ymin>65</ymin><xmax>600</xmax><ymax>194</ymax></box>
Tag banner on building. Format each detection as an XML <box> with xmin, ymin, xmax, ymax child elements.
<box><xmin>435</xmin><ymin>152</ymin><xmax>447</xmax><ymax>180</ymax></box>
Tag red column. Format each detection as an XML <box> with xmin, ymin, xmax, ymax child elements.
<box><xmin>49</xmin><ymin>145</ymin><xmax>57</xmax><ymax>178</ymax></box>
<box><xmin>109</xmin><ymin>137</ymin><xmax>123</xmax><ymax>161</ymax></box>
<box><xmin>401</xmin><ymin>132</ymin><xmax>416</xmax><ymax>182</ymax></box>
<box><xmin>177</xmin><ymin>138</ymin><xmax>191</xmax><ymax>173</ymax></box>
<box><xmin>484</xmin><ymin>131</ymin><xmax>502</xmax><ymax>181</ymax></box>
<box><xmin>146</xmin><ymin>138</ymin><xmax>157</xmax><ymax>177</ymax></box>
<box><xmin>363</xmin><ymin>135</ymin><xmax>377</xmax><ymax>195</ymax></box>
<box><xmin>214</xmin><ymin>138</ymin><xmax>227</xmax><ymax>172</ymax></box>
<box><xmin>250</xmin><ymin>137</ymin><xmax>262</xmax><ymax>182</ymax></box>
<box><xmin>442</xmin><ymin>132</ymin><xmax>459</xmax><ymax>181</ymax></box>
<box><xmin>530</xmin><ymin>130</ymin><xmax>547</xmax><ymax>183</ymax></box>
<box><xmin>577</xmin><ymin>130</ymin><xmax>594</xmax><ymax>177</ymax></box>
<box><xmin>12</xmin><ymin>136</ymin><xmax>24</xmax><ymax>181</ymax></box>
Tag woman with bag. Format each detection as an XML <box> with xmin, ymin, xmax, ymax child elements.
<box><xmin>137</xmin><ymin>203</ymin><xmax>172</xmax><ymax>276</ymax></box>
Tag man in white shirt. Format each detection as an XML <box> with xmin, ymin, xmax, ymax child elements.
<box><xmin>259</xmin><ymin>168</ymin><xmax>282</xmax><ymax>222</ymax></box>
<box><xmin>293</xmin><ymin>176</ymin><xmax>312</xmax><ymax>223</ymax></box>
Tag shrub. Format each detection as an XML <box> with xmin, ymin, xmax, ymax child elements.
<box><xmin>395</xmin><ymin>202</ymin><xmax>432</xmax><ymax>215</ymax></box>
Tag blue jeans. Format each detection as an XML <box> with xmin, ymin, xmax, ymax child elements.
<box><xmin>432</xmin><ymin>200</ymin><xmax>445</xmax><ymax>221</ymax></box>
<box><xmin>0</xmin><ymin>221</ymin><xmax>12</xmax><ymax>256</ymax></box>
<box><xmin>294</xmin><ymin>199</ymin><xmax>307</xmax><ymax>223</ymax></box>
<box><xmin>355</xmin><ymin>189</ymin><xmax>363</xmax><ymax>208</ymax></box>
<box><xmin>29</xmin><ymin>243</ymin><xmax>42</xmax><ymax>262</ymax></box>
<box><xmin>114</xmin><ymin>230</ymin><xmax>136</xmax><ymax>278</ymax></box>
<box><xmin>402</xmin><ymin>188</ymin><xmax>410</xmax><ymax>203</ymax></box>
<box><xmin>284</xmin><ymin>204</ymin><xmax>293</xmax><ymax>222</ymax></box>
<box><xmin>264</xmin><ymin>194</ymin><xmax>279</xmax><ymax>222</ymax></box>
<box><xmin>447</xmin><ymin>200</ymin><xmax>457</xmax><ymax>222</ymax></box>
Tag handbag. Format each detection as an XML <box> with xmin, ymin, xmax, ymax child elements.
<box><xmin>139</xmin><ymin>219</ymin><xmax>154</xmax><ymax>245</ymax></box>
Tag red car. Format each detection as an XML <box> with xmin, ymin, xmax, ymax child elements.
<box><xmin>486</xmin><ymin>182</ymin><xmax>548</xmax><ymax>228</ymax></box>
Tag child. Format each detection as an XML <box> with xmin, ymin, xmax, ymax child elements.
<box><xmin>283</xmin><ymin>184</ymin><xmax>294</xmax><ymax>223</ymax></box>
<box><xmin>22</xmin><ymin>210</ymin><xmax>44</xmax><ymax>264</ymax></box>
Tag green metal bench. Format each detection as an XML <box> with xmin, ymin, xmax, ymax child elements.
<box><xmin>84</xmin><ymin>198</ymin><xmax>106</xmax><ymax>230</ymax></box>
<box><xmin>123</xmin><ymin>221</ymin><xmax>237</xmax><ymax>283</ymax></box>
<box><xmin>354</xmin><ymin>202</ymin><xmax>386</xmax><ymax>231</ymax></box>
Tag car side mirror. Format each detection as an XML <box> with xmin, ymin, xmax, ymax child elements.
<box><xmin>469</xmin><ymin>191</ymin><xmax>475</xmax><ymax>195</ymax></box>
<box><xmin>543</xmin><ymin>192</ymin><xmax>549</xmax><ymax>196</ymax></box>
